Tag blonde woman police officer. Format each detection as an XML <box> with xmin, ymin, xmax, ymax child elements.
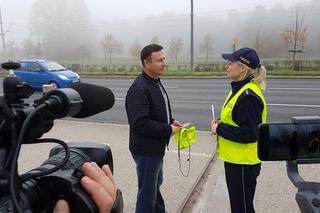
<box><xmin>211</xmin><ymin>47</ymin><xmax>267</xmax><ymax>213</ymax></box>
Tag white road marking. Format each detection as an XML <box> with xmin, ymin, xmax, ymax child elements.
<box><xmin>165</xmin><ymin>86</ymin><xmax>179</xmax><ymax>89</ymax></box>
<box><xmin>169</xmin><ymin>150</ymin><xmax>213</xmax><ymax>158</ymax></box>
<box><xmin>268</xmin><ymin>103</ymin><xmax>320</xmax><ymax>108</ymax></box>
<box><xmin>115</xmin><ymin>99</ymin><xmax>320</xmax><ymax>107</ymax></box>
<box><xmin>268</xmin><ymin>87</ymin><xmax>320</xmax><ymax>91</ymax></box>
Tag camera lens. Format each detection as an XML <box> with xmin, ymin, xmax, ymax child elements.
<box><xmin>28</xmin><ymin>148</ymin><xmax>91</xmax><ymax>174</ymax></box>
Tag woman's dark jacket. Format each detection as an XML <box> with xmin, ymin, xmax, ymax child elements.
<box><xmin>217</xmin><ymin>78</ymin><xmax>264</xmax><ymax>143</ymax></box>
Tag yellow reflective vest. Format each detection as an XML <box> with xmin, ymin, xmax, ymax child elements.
<box><xmin>217</xmin><ymin>82</ymin><xmax>267</xmax><ymax>164</ymax></box>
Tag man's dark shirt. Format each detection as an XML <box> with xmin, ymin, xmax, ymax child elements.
<box><xmin>217</xmin><ymin>78</ymin><xmax>264</xmax><ymax>143</ymax></box>
<box><xmin>125</xmin><ymin>71</ymin><xmax>173</xmax><ymax>155</ymax></box>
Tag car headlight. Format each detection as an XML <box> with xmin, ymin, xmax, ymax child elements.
<box><xmin>75</xmin><ymin>73</ymin><xmax>80</xmax><ymax>78</ymax></box>
<box><xmin>58</xmin><ymin>75</ymin><xmax>69</xmax><ymax>80</ymax></box>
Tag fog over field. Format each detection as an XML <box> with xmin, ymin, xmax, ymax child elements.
<box><xmin>1</xmin><ymin>0</ymin><xmax>319</xmax><ymax>61</ymax></box>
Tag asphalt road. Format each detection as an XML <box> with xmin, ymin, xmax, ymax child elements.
<box><xmin>1</xmin><ymin>77</ymin><xmax>319</xmax><ymax>130</ymax></box>
<box><xmin>77</xmin><ymin>77</ymin><xmax>320</xmax><ymax>130</ymax></box>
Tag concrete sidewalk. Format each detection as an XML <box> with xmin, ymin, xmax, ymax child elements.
<box><xmin>185</xmin><ymin>148</ymin><xmax>320</xmax><ymax>212</ymax></box>
<box><xmin>18</xmin><ymin>120</ymin><xmax>320</xmax><ymax>212</ymax></box>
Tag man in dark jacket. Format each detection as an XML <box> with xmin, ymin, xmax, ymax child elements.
<box><xmin>125</xmin><ymin>44</ymin><xmax>182</xmax><ymax>213</ymax></box>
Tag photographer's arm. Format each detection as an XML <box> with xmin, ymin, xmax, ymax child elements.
<box><xmin>53</xmin><ymin>162</ymin><xmax>118</xmax><ymax>213</ymax></box>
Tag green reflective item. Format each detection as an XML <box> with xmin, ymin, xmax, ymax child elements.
<box><xmin>175</xmin><ymin>125</ymin><xmax>197</xmax><ymax>150</ymax></box>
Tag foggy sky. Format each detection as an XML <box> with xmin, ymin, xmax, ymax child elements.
<box><xmin>84</xmin><ymin>0</ymin><xmax>298</xmax><ymax>19</ymax></box>
<box><xmin>2</xmin><ymin>0</ymin><xmax>298</xmax><ymax>22</ymax></box>
<box><xmin>1</xmin><ymin>0</ymin><xmax>318</xmax><ymax>61</ymax></box>
<box><xmin>1</xmin><ymin>0</ymin><xmax>300</xmax><ymax>43</ymax></box>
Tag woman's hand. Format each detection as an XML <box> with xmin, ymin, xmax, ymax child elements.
<box><xmin>211</xmin><ymin>120</ymin><xmax>219</xmax><ymax>135</ymax></box>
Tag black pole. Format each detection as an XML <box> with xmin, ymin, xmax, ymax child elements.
<box><xmin>0</xmin><ymin>7</ymin><xmax>6</xmax><ymax>56</ymax></box>
<box><xmin>190</xmin><ymin>0</ymin><xmax>194</xmax><ymax>72</ymax></box>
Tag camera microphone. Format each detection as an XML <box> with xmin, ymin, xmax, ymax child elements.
<box><xmin>1</xmin><ymin>62</ymin><xmax>21</xmax><ymax>70</ymax></box>
<box><xmin>35</xmin><ymin>82</ymin><xmax>115</xmax><ymax>119</ymax></box>
<box><xmin>70</xmin><ymin>82</ymin><xmax>115</xmax><ymax>118</ymax></box>
<box><xmin>36</xmin><ymin>88</ymin><xmax>83</xmax><ymax>118</ymax></box>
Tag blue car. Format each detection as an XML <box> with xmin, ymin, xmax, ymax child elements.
<box><xmin>14</xmin><ymin>59</ymin><xmax>80</xmax><ymax>89</ymax></box>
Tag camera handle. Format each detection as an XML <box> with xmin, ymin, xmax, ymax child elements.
<box><xmin>287</xmin><ymin>116</ymin><xmax>320</xmax><ymax>213</ymax></box>
<box><xmin>0</xmin><ymin>117</ymin><xmax>20</xmax><ymax>198</ymax></box>
<box><xmin>287</xmin><ymin>159</ymin><xmax>320</xmax><ymax>213</ymax></box>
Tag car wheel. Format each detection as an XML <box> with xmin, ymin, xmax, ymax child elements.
<box><xmin>49</xmin><ymin>81</ymin><xmax>59</xmax><ymax>88</ymax></box>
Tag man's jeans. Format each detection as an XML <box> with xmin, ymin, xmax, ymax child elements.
<box><xmin>132</xmin><ymin>153</ymin><xmax>166</xmax><ymax>213</ymax></box>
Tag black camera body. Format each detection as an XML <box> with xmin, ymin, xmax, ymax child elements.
<box><xmin>258</xmin><ymin>116</ymin><xmax>320</xmax><ymax>213</ymax></box>
<box><xmin>258</xmin><ymin>116</ymin><xmax>320</xmax><ymax>161</ymax></box>
<box><xmin>0</xmin><ymin>143</ymin><xmax>113</xmax><ymax>213</ymax></box>
<box><xmin>0</xmin><ymin>62</ymin><xmax>121</xmax><ymax>213</ymax></box>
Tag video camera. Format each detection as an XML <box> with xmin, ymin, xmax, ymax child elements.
<box><xmin>0</xmin><ymin>62</ymin><xmax>123</xmax><ymax>212</ymax></box>
<box><xmin>258</xmin><ymin>116</ymin><xmax>320</xmax><ymax>213</ymax></box>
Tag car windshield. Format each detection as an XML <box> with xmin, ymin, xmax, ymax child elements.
<box><xmin>40</xmin><ymin>61</ymin><xmax>66</xmax><ymax>71</ymax></box>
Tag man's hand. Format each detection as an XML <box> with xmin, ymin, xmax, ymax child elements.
<box><xmin>170</xmin><ymin>120</ymin><xmax>183</xmax><ymax>137</ymax></box>
<box><xmin>53</xmin><ymin>162</ymin><xmax>117</xmax><ymax>213</ymax></box>
<box><xmin>170</xmin><ymin>124</ymin><xmax>179</xmax><ymax>137</ymax></box>
<box><xmin>172</xmin><ymin>120</ymin><xmax>183</xmax><ymax>127</ymax></box>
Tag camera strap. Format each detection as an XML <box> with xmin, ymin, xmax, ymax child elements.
<box><xmin>0</xmin><ymin>97</ymin><xmax>14</xmax><ymax>119</ymax></box>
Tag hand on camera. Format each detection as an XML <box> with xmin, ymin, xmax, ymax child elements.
<box><xmin>53</xmin><ymin>162</ymin><xmax>117</xmax><ymax>213</ymax></box>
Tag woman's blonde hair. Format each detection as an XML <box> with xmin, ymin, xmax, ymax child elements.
<box><xmin>238</xmin><ymin>62</ymin><xmax>267</xmax><ymax>90</ymax></box>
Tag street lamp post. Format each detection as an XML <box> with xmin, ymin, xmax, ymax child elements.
<box><xmin>190</xmin><ymin>0</ymin><xmax>194</xmax><ymax>72</ymax></box>
<box><xmin>0</xmin><ymin>7</ymin><xmax>6</xmax><ymax>56</ymax></box>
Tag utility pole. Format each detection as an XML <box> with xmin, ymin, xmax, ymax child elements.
<box><xmin>190</xmin><ymin>0</ymin><xmax>194</xmax><ymax>72</ymax></box>
<box><xmin>292</xmin><ymin>3</ymin><xmax>299</xmax><ymax>65</ymax></box>
<box><xmin>0</xmin><ymin>7</ymin><xmax>6</xmax><ymax>56</ymax></box>
<box><xmin>288</xmin><ymin>2</ymin><xmax>305</xmax><ymax>71</ymax></box>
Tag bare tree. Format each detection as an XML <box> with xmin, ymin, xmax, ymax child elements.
<box><xmin>100</xmin><ymin>33</ymin><xmax>122</xmax><ymax>65</ymax></box>
<box><xmin>129</xmin><ymin>40</ymin><xmax>142</xmax><ymax>62</ymax></box>
<box><xmin>281</xmin><ymin>3</ymin><xmax>308</xmax><ymax>70</ymax></box>
<box><xmin>6</xmin><ymin>41</ymin><xmax>19</xmax><ymax>59</ymax></box>
<box><xmin>30</xmin><ymin>0</ymin><xmax>90</xmax><ymax>59</ymax></box>
<box><xmin>23</xmin><ymin>39</ymin><xmax>35</xmax><ymax>58</ymax></box>
<box><xmin>74</xmin><ymin>43</ymin><xmax>91</xmax><ymax>71</ymax></box>
<box><xmin>281</xmin><ymin>30</ymin><xmax>295</xmax><ymax>63</ymax></box>
<box><xmin>117</xmin><ymin>41</ymin><xmax>124</xmax><ymax>58</ymax></box>
<box><xmin>169</xmin><ymin>37</ymin><xmax>183</xmax><ymax>64</ymax></box>
<box><xmin>150</xmin><ymin>35</ymin><xmax>160</xmax><ymax>44</ymax></box>
<box><xmin>254</xmin><ymin>29</ymin><xmax>263</xmax><ymax>55</ymax></box>
<box><xmin>238</xmin><ymin>6</ymin><xmax>267</xmax><ymax>55</ymax></box>
<box><xmin>281</xmin><ymin>28</ymin><xmax>307</xmax><ymax>69</ymax></box>
<box><xmin>34</xmin><ymin>42</ymin><xmax>43</xmax><ymax>58</ymax></box>
<box><xmin>199</xmin><ymin>34</ymin><xmax>214</xmax><ymax>62</ymax></box>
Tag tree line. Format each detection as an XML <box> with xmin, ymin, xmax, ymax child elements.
<box><xmin>2</xmin><ymin>0</ymin><xmax>320</xmax><ymax>66</ymax></box>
